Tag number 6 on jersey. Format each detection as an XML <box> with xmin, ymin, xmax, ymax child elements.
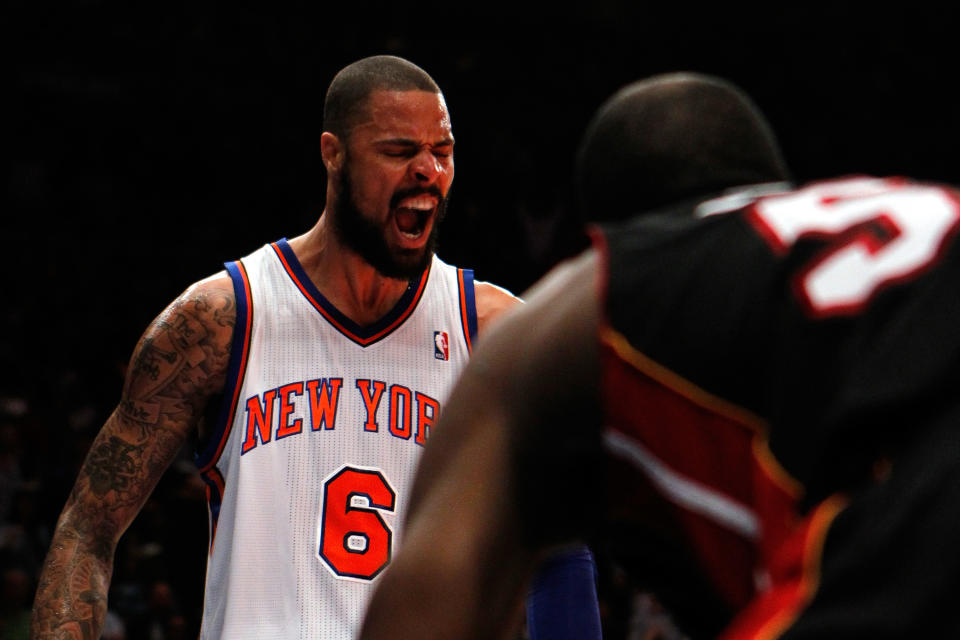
<box><xmin>318</xmin><ymin>466</ymin><xmax>396</xmax><ymax>580</ymax></box>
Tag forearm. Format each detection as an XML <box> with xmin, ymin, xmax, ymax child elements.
<box><xmin>362</xmin><ymin>386</ymin><xmax>537</xmax><ymax>640</ymax></box>
<box><xmin>31</xmin><ymin>517</ymin><xmax>116</xmax><ymax>640</ymax></box>
<box><xmin>29</xmin><ymin>410</ymin><xmax>183</xmax><ymax>640</ymax></box>
<box><xmin>362</xmin><ymin>487</ymin><xmax>538</xmax><ymax>640</ymax></box>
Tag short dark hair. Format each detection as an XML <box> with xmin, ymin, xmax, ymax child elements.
<box><xmin>323</xmin><ymin>55</ymin><xmax>441</xmax><ymax>139</ymax></box>
<box><xmin>576</xmin><ymin>72</ymin><xmax>790</xmax><ymax>222</ymax></box>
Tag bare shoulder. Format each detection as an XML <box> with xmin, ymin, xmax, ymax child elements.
<box><xmin>119</xmin><ymin>271</ymin><xmax>236</xmax><ymax>428</ymax></box>
<box><xmin>174</xmin><ymin>270</ymin><xmax>237</xmax><ymax>342</ymax></box>
<box><xmin>473</xmin><ymin>280</ymin><xmax>523</xmax><ymax>336</ymax></box>
<box><xmin>473</xmin><ymin>250</ymin><xmax>601</xmax><ymax>394</ymax></box>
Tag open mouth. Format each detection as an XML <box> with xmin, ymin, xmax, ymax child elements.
<box><xmin>395</xmin><ymin>207</ymin><xmax>432</xmax><ymax>238</ymax></box>
<box><xmin>393</xmin><ymin>195</ymin><xmax>437</xmax><ymax>239</ymax></box>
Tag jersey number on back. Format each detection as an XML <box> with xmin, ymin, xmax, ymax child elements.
<box><xmin>318</xmin><ymin>466</ymin><xmax>396</xmax><ymax>581</ymax></box>
<box><xmin>749</xmin><ymin>177</ymin><xmax>960</xmax><ymax>316</ymax></box>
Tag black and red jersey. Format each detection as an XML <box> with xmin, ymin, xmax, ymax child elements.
<box><xmin>594</xmin><ymin>176</ymin><xmax>960</xmax><ymax>638</ymax></box>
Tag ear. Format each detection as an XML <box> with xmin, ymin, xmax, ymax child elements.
<box><xmin>320</xmin><ymin>132</ymin><xmax>345</xmax><ymax>173</ymax></box>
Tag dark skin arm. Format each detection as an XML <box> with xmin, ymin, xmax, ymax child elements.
<box><xmin>30</xmin><ymin>274</ymin><xmax>236</xmax><ymax>640</ymax></box>
<box><xmin>359</xmin><ymin>249</ymin><xmax>602</xmax><ymax>640</ymax></box>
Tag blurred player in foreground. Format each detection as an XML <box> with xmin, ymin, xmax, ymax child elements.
<box><xmin>359</xmin><ymin>72</ymin><xmax>960</xmax><ymax>638</ymax></box>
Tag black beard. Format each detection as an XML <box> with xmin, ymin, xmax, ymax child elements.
<box><xmin>330</xmin><ymin>165</ymin><xmax>448</xmax><ymax>281</ymax></box>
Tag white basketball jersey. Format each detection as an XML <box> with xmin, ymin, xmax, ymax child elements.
<box><xmin>194</xmin><ymin>239</ymin><xmax>478</xmax><ymax>639</ymax></box>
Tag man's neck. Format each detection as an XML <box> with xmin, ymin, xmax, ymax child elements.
<box><xmin>286</xmin><ymin>214</ymin><xmax>416</xmax><ymax>327</ymax></box>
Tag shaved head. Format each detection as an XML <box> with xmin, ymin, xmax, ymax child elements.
<box><xmin>323</xmin><ymin>55</ymin><xmax>442</xmax><ymax>140</ymax></box>
<box><xmin>576</xmin><ymin>72</ymin><xmax>790</xmax><ymax>222</ymax></box>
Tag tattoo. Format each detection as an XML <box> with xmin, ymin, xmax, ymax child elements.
<box><xmin>130</xmin><ymin>335</ymin><xmax>177</xmax><ymax>383</ymax></box>
<box><xmin>84</xmin><ymin>436</ymin><xmax>142</xmax><ymax>497</ymax></box>
<box><xmin>212</xmin><ymin>295</ymin><xmax>236</xmax><ymax>328</ymax></box>
<box><xmin>31</xmin><ymin>278</ymin><xmax>237</xmax><ymax>640</ymax></box>
<box><xmin>168</xmin><ymin>312</ymin><xmax>201</xmax><ymax>348</ymax></box>
<box><xmin>31</xmin><ymin>535</ymin><xmax>109</xmax><ymax>639</ymax></box>
<box><xmin>117</xmin><ymin>397</ymin><xmax>159</xmax><ymax>426</ymax></box>
<box><xmin>121</xmin><ymin>286</ymin><xmax>234</xmax><ymax>425</ymax></box>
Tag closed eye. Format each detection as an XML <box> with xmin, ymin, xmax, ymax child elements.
<box><xmin>376</xmin><ymin>139</ymin><xmax>453</xmax><ymax>159</ymax></box>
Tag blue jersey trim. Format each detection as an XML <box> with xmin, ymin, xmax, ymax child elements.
<box><xmin>200</xmin><ymin>466</ymin><xmax>225</xmax><ymax>555</ymax></box>
<box><xmin>195</xmin><ymin>260</ymin><xmax>252</xmax><ymax>470</ymax></box>
<box><xmin>273</xmin><ymin>238</ymin><xmax>429</xmax><ymax>347</ymax></box>
<box><xmin>459</xmin><ymin>268</ymin><xmax>478</xmax><ymax>351</ymax></box>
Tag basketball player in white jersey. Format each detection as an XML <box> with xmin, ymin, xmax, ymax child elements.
<box><xmin>29</xmin><ymin>56</ymin><xmax>527</xmax><ymax>639</ymax></box>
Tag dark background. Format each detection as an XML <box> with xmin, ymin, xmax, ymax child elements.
<box><xmin>4</xmin><ymin>3</ymin><xmax>958</xmax><ymax>638</ymax></box>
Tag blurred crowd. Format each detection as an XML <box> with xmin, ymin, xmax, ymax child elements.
<box><xmin>0</xmin><ymin>386</ymin><xmax>209</xmax><ymax>639</ymax></box>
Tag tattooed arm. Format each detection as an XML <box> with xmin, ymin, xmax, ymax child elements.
<box><xmin>30</xmin><ymin>273</ymin><xmax>236</xmax><ymax>640</ymax></box>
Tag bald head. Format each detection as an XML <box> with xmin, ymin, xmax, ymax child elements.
<box><xmin>323</xmin><ymin>55</ymin><xmax>442</xmax><ymax>140</ymax></box>
<box><xmin>576</xmin><ymin>72</ymin><xmax>790</xmax><ymax>222</ymax></box>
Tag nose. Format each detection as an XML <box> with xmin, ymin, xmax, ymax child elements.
<box><xmin>410</xmin><ymin>149</ymin><xmax>443</xmax><ymax>184</ymax></box>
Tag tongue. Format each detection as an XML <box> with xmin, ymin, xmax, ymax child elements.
<box><xmin>396</xmin><ymin>208</ymin><xmax>420</xmax><ymax>233</ymax></box>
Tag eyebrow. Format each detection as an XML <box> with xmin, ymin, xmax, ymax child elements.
<box><xmin>375</xmin><ymin>137</ymin><xmax>455</xmax><ymax>148</ymax></box>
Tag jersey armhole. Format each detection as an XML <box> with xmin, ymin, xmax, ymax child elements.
<box><xmin>457</xmin><ymin>268</ymin><xmax>478</xmax><ymax>353</ymax></box>
<box><xmin>195</xmin><ymin>259</ymin><xmax>254</xmax><ymax>472</ymax></box>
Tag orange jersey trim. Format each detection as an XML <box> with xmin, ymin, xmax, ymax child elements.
<box><xmin>201</xmin><ymin>465</ymin><xmax>227</xmax><ymax>556</ymax></box>
<box><xmin>721</xmin><ymin>494</ymin><xmax>848</xmax><ymax>640</ymax></box>
<box><xmin>197</xmin><ymin>259</ymin><xmax>254</xmax><ymax>474</ymax></box>
<box><xmin>457</xmin><ymin>269</ymin><xmax>476</xmax><ymax>353</ymax></box>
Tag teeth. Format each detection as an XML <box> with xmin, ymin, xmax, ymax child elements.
<box><xmin>397</xmin><ymin>196</ymin><xmax>436</xmax><ymax>210</ymax></box>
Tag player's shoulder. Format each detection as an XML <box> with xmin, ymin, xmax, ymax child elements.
<box><xmin>123</xmin><ymin>269</ymin><xmax>238</xmax><ymax>409</ymax></box>
<box><xmin>180</xmin><ymin>270</ymin><xmax>237</xmax><ymax>315</ymax></box>
<box><xmin>149</xmin><ymin>270</ymin><xmax>238</xmax><ymax>348</ymax></box>
<box><xmin>474</xmin><ymin>280</ymin><xmax>521</xmax><ymax>309</ymax></box>
<box><xmin>431</xmin><ymin>254</ymin><xmax>523</xmax><ymax>334</ymax></box>
<box><xmin>474</xmin><ymin>280</ymin><xmax>522</xmax><ymax>336</ymax></box>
